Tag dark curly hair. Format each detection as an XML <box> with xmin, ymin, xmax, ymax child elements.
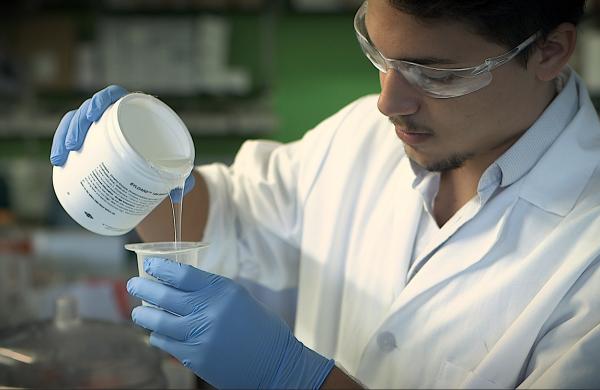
<box><xmin>389</xmin><ymin>0</ymin><xmax>586</xmax><ymax>66</ymax></box>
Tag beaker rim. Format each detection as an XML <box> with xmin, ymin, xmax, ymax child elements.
<box><xmin>124</xmin><ymin>241</ymin><xmax>209</xmax><ymax>255</ymax></box>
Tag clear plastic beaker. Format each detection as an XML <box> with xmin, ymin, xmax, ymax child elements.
<box><xmin>125</xmin><ymin>241</ymin><xmax>209</xmax><ymax>306</ymax></box>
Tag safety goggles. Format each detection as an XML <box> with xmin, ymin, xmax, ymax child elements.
<box><xmin>354</xmin><ymin>1</ymin><xmax>539</xmax><ymax>98</ymax></box>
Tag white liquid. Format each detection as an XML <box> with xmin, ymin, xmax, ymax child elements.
<box><xmin>150</xmin><ymin>157</ymin><xmax>193</xmax><ymax>262</ymax></box>
<box><xmin>168</xmin><ymin>181</ymin><xmax>186</xmax><ymax>251</ymax></box>
<box><xmin>153</xmin><ymin>158</ymin><xmax>193</xmax><ymax>171</ymax></box>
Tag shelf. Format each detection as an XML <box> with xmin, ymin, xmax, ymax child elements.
<box><xmin>0</xmin><ymin>107</ymin><xmax>277</xmax><ymax>138</ymax></box>
<box><xmin>287</xmin><ymin>0</ymin><xmax>362</xmax><ymax>13</ymax></box>
<box><xmin>102</xmin><ymin>0</ymin><xmax>270</xmax><ymax>13</ymax></box>
<box><xmin>1</xmin><ymin>0</ymin><xmax>272</xmax><ymax>16</ymax></box>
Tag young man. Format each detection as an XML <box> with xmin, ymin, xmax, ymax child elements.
<box><xmin>52</xmin><ymin>0</ymin><xmax>599</xmax><ymax>388</ymax></box>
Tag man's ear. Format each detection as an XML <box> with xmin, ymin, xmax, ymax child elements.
<box><xmin>531</xmin><ymin>23</ymin><xmax>578</xmax><ymax>81</ymax></box>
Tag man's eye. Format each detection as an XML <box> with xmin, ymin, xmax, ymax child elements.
<box><xmin>422</xmin><ymin>69</ymin><xmax>454</xmax><ymax>81</ymax></box>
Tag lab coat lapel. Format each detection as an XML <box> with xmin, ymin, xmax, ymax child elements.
<box><xmin>389</xmin><ymin>157</ymin><xmax>423</xmax><ymax>297</ymax></box>
<box><xmin>352</xmin><ymin>156</ymin><xmax>422</xmax><ymax>305</ymax></box>
<box><xmin>386</xmin><ymin>184</ymin><xmax>520</xmax><ymax>317</ymax></box>
<box><xmin>335</xmin><ymin>155</ymin><xmax>421</xmax><ymax>371</ymax></box>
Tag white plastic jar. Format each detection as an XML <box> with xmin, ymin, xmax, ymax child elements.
<box><xmin>53</xmin><ymin>93</ymin><xmax>195</xmax><ymax>236</ymax></box>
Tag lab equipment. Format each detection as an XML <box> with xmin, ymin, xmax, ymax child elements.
<box><xmin>126</xmin><ymin>258</ymin><xmax>335</xmax><ymax>389</ymax></box>
<box><xmin>0</xmin><ymin>296</ymin><xmax>166</xmax><ymax>388</ymax></box>
<box><xmin>354</xmin><ymin>1</ymin><xmax>539</xmax><ymax>98</ymax></box>
<box><xmin>51</xmin><ymin>87</ymin><xmax>195</xmax><ymax>236</ymax></box>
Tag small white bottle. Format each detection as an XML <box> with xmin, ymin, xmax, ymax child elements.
<box><xmin>53</xmin><ymin>93</ymin><xmax>195</xmax><ymax>236</ymax></box>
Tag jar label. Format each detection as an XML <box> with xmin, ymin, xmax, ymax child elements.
<box><xmin>80</xmin><ymin>162</ymin><xmax>168</xmax><ymax>217</ymax></box>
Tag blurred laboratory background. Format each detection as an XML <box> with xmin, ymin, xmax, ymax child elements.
<box><xmin>0</xmin><ymin>0</ymin><xmax>600</xmax><ymax>388</ymax></box>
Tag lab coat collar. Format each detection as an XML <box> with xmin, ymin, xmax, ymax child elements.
<box><xmin>496</xmin><ymin>69</ymin><xmax>577</xmax><ymax>187</ymax></box>
<box><xmin>407</xmin><ymin>69</ymin><xmax>579</xmax><ymax>212</ymax></box>
<box><xmin>517</xmin><ymin>73</ymin><xmax>600</xmax><ymax>217</ymax></box>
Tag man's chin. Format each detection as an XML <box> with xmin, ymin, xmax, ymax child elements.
<box><xmin>405</xmin><ymin>149</ymin><xmax>470</xmax><ymax>172</ymax></box>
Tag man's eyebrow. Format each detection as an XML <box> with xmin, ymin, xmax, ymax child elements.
<box><xmin>392</xmin><ymin>56</ymin><xmax>458</xmax><ymax>66</ymax></box>
<box><xmin>363</xmin><ymin>19</ymin><xmax>458</xmax><ymax>66</ymax></box>
<box><xmin>365</xmin><ymin>30</ymin><xmax>458</xmax><ymax>66</ymax></box>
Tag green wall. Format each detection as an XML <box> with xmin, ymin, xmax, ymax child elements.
<box><xmin>271</xmin><ymin>13</ymin><xmax>380</xmax><ymax>142</ymax></box>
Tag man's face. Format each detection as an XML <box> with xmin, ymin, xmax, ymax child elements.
<box><xmin>367</xmin><ymin>0</ymin><xmax>545</xmax><ymax>172</ymax></box>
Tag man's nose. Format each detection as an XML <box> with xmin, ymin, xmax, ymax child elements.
<box><xmin>377</xmin><ymin>70</ymin><xmax>421</xmax><ymax>118</ymax></box>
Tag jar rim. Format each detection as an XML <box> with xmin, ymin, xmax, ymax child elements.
<box><xmin>109</xmin><ymin>93</ymin><xmax>195</xmax><ymax>186</ymax></box>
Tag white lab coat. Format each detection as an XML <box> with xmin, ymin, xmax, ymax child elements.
<box><xmin>196</xmin><ymin>73</ymin><xmax>600</xmax><ymax>388</ymax></box>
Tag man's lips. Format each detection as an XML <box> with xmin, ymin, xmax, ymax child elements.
<box><xmin>394</xmin><ymin>125</ymin><xmax>433</xmax><ymax>145</ymax></box>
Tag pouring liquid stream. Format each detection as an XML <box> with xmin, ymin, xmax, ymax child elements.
<box><xmin>168</xmin><ymin>183</ymin><xmax>185</xmax><ymax>257</ymax></box>
<box><xmin>152</xmin><ymin>157</ymin><xmax>192</xmax><ymax>263</ymax></box>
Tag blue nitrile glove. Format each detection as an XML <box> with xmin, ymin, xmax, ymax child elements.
<box><xmin>49</xmin><ymin>85</ymin><xmax>195</xmax><ymax>203</ymax></box>
<box><xmin>127</xmin><ymin>258</ymin><xmax>335</xmax><ymax>389</ymax></box>
<box><xmin>50</xmin><ymin>85</ymin><xmax>128</xmax><ymax>166</ymax></box>
<box><xmin>168</xmin><ymin>172</ymin><xmax>196</xmax><ymax>203</ymax></box>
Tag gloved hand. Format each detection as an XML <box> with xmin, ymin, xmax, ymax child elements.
<box><xmin>168</xmin><ymin>173</ymin><xmax>196</xmax><ymax>203</ymax></box>
<box><xmin>127</xmin><ymin>258</ymin><xmax>335</xmax><ymax>389</ymax></box>
<box><xmin>50</xmin><ymin>85</ymin><xmax>128</xmax><ymax>166</ymax></box>
<box><xmin>50</xmin><ymin>85</ymin><xmax>195</xmax><ymax>203</ymax></box>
